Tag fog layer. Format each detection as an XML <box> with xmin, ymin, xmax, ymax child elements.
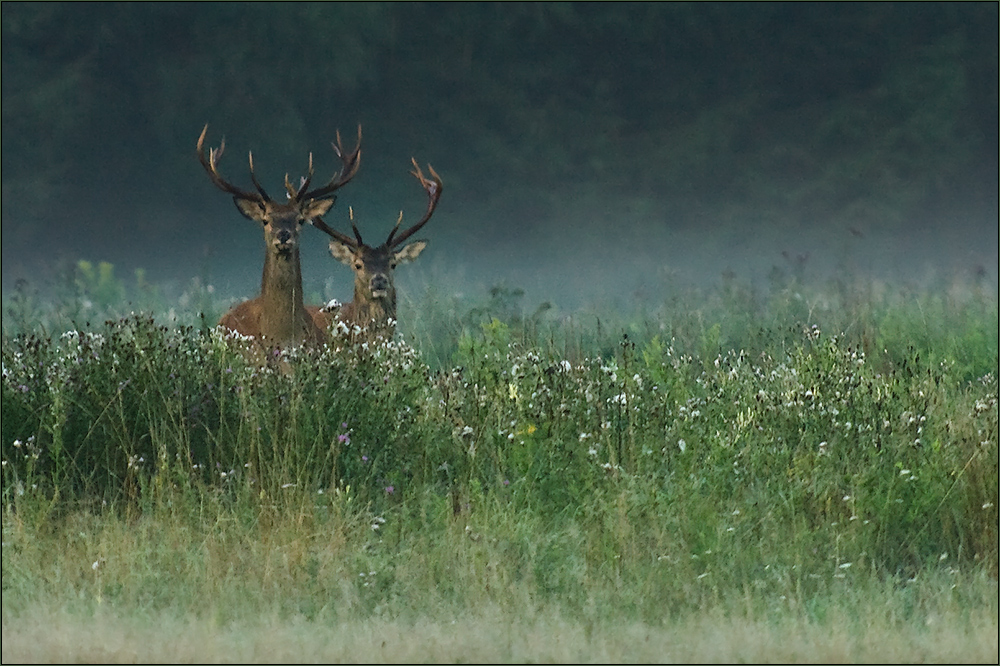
<box><xmin>2</xmin><ymin>3</ymin><xmax>996</xmax><ymax>310</ymax></box>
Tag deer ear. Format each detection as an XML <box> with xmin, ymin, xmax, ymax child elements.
<box><xmin>394</xmin><ymin>240</ymin><xmax>427</xmax><ymax>265</ymax></box>
<box><xmin>328</xmin><ymin>240</ymin><xmax>357</xmax><ymax>266</ymax></box>
<box><xmin>301</xmin><ymin>198</ymin><xmax>335</xmax><ymax>219</ymax></box>
<box><xmin>234</xmin><ymin>197</ymin><xmax>266</xmax><ymax>222</ymax></box>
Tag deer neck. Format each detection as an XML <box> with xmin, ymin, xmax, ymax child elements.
<box><xmin>259</xmin><ymin>249</ymin><xmax>309</xmax><ymax>345</ymax></box>
<box><xmin>352</xmin><ymin>282</ymin><xmax>396</xmax><ymax>330</ymax></box>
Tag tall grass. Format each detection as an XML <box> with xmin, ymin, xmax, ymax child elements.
<box><xmin>2</xmin><ymin>263</ymin><xmax>997</xmax><ymax>661</ymax></box>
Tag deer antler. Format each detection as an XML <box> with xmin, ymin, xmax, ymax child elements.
<box><xmin>197</xmin><ymin>125</ymin><xmax>269</xmax><ymax>202</ymax></box>
<box><xmin>247</xmin><ymin>152</ymin><xmax>271</xmax><ymax>201</ymax></box>
<box><xmin>386</xmin><ymin>159</ymin><xmax>443</xmax><ymax>248</ymax></box>
<box><xmin>312</xmin><ymin>205</ymin><xmax>366</xmax><ymax>248</ymax></box>
<box><xmin>310</xmin><ymin>214</ymin><xmax>357</xmax><ymax>248</ymax></box>
<box><xmin>297</xmin><ymin>125</ymin><xmax>362</xmax><ymax>202</ymax></box>
<box><xmin>312</xmin><ymin>154</ymin><xmax>441</xmax><ymax>250</ymax></box>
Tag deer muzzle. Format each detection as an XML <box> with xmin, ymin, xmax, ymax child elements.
<box><xmin>273</xmin><ymin>230</ymin><xmax>296</xmax><ymax>255</ymax></box>
<box><xmin>370</xmin><ymin>273</ymin><xmax>390</xmax><ymax>298</ymax></box>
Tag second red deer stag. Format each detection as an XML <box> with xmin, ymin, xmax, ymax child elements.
<box><xmin>309</xmin><ymin>159</ymin><xmax>442</xmax><ymax>340</ymax></box>
<box><xmin>197</xmin><ymin>125</ymin><xmax>361</xmax><ymax>351</ymax></box>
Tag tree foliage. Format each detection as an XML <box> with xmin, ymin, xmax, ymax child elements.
<box><xmin>2</xmin><ymin>2</ymin><xmax>996</xmax><ymax>234</ymax></box>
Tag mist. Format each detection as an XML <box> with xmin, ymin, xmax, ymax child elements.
<box><xmin>3</xmin><ymin>3</ymin><xmax>997</xmax><ymax>318</ymax></box>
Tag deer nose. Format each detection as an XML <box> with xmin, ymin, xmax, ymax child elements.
<box><xmin>370</xmin><ymin>274</ymin><xmax>389</xmax><ymax>293</ymax></box>
<box><xmin>276</xmin><ymin>229</ymin><xmax>293</xmax><ymax>245</ymax></box>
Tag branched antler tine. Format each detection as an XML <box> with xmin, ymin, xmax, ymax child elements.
<box><xmin>311</xmin><ymin>215</ymin><xmax>358</xmax><ymax>248</ymax></box>
<box><xmin>293</xmin><ymin>153</ymin><xmax>315</xmax><ymax>200</ymax></box>
<box><xmin>247</xmin><ymin>151</ymin><xmax>271</xmax><ymax>201</ymax></box>
<box><xmin>212</xmin><ymin>137</ymin><xmax>225</xmax><ymax>162</ymax></box>
<box><xmin>385</xmin><ymin>210</ymin><xmax>405</xmax><ymax>246</ymax></box>
<box><xmin>196</xmin><ymin>123</ymin><xmax>212</xmax><ymax>160</ymax></box>
<box><xmin>299</xmin><ymin>124</ymin><xmax>362</xmax><ymax>201</ymax></box>
<box><xmin>196</xmin><ymin>125</ymin><xmax>265</xmax><ymax>202</ymax></box>
<box><xmin>350</xmin><ymin>206</ymin><xmax>364</xmax><ymax>245</ymax></box>
<box><xmin>388</xmin><ymin>159</ymin><xmax>443</xmax><ymax>248</ymax></box>
<box><xmin>332</xmin><ymin>129</ymin><xmax>343</xmax><ymax>158</ymax></box>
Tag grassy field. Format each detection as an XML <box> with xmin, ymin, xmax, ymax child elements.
<box><xmin>4</xmin><ymin>585</ymin><xmax>997</xmax><ymax>663</ymax></box>
<box><xmin>2</xmin><ymin>263</ymin><xmax>997</xmax><ymax>662</ymax></box>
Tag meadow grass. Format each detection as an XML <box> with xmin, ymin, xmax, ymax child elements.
<box><xmin>2</xmin><ymin>264</ymin><xmax>997</xmax><ymax>662</ymax></box>
<box><xmin>3</xmin><ymin>581</ymin><xmax>997</xmax><ymax>663</ymax></box>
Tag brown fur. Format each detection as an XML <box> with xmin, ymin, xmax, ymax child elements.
<box><xmin>216</xmin><ymin>198</ymin><xmax>333</xmax><ymax>352</ymax></box>
<box><xmin>309</xmin><ymin>240</ymin><xmax>426</xmax><ymax>342</ymax></box>
<box><xmin>196</xmin><ymin>124</ymin><xmax>360</xmax><ymax>355</ymax></box>
<box><xmin>309</xmin><ymin>157</ymin><xmax>440</xmax><ymax>344</ymax></box>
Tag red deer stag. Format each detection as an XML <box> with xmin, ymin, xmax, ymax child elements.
<box><xmin>197</xmin><ymin>125</ymin><xmax>361</xmax><ymax>351</ymax></box>
<box><xmin>309</xmin><ymin>159</ymin><xmax>442</xmax><ymax>341</ymax></box>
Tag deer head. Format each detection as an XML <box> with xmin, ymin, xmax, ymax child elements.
<box><xmin>311</xmin><ymin>159</ymin><xmax>442</xmax><ymax>335</ymax></box>
<box><xmin>197</xmin><ymin>124</ymin><xmax>361</xmax><ymax>349</ymax></box>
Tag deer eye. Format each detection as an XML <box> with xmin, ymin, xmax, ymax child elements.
<box><xmin>354</xmin><ymin>261</ymin><xmax>364</xmax><ymax>271</ymax></box>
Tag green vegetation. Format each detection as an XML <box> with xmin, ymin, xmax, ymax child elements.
<box><xmin>4</xmin><ymin>4</ymin><xmax>995</xmax><ymax>658</ymax></box>
<box><xmin>2</xmin><ymin>267</ymin><xmax>997</xmax><ymax>662</ymax></box>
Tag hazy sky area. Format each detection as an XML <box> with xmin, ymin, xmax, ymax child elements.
<box><xmin>2</xmin><ymin>2</ymin><xmax>997</xmax><ymax>312</ymax></box>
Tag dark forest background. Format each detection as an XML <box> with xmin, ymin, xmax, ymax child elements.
<box><xmin>2</xmin><ymin>2</ymin><xmax>997</xmax><ymax>307</ymax></box>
